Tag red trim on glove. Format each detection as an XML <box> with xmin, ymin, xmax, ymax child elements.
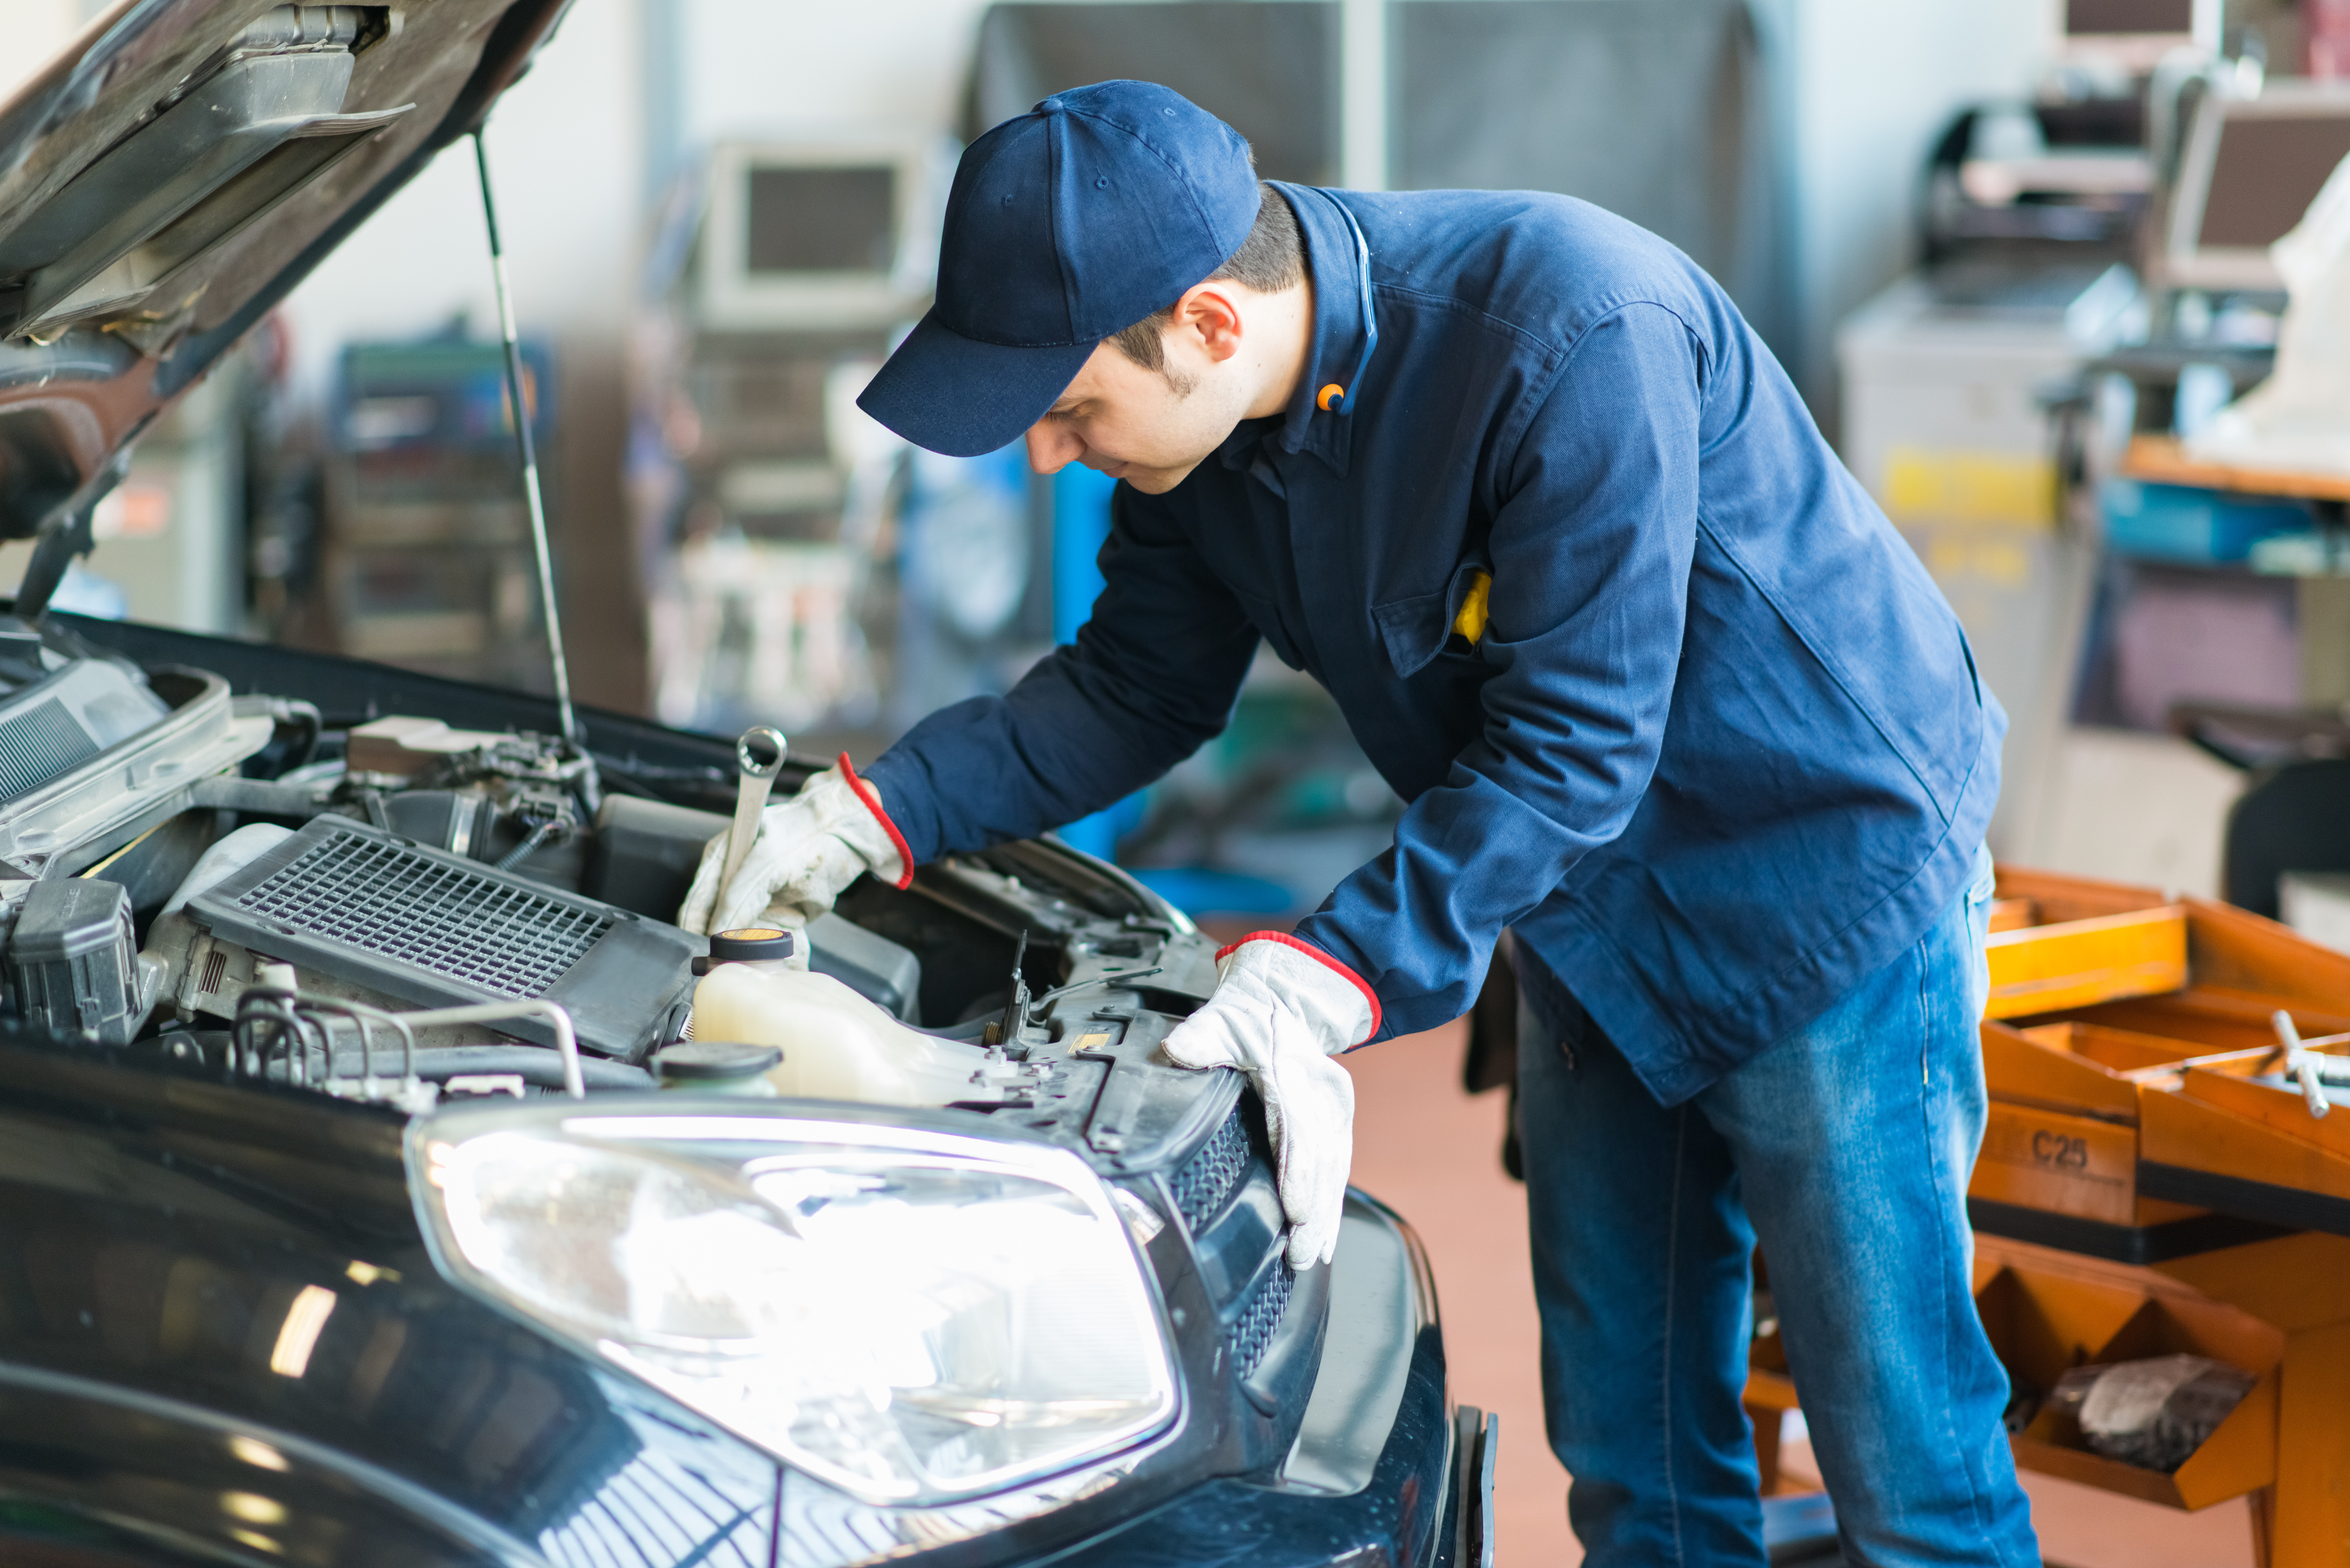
<box><xmin>837</xmin><ymin>753</ymin><xmax>915</xmax><ymax>889</ymax></box>
<box><xmin>1215</xmin><ymin>931</ymin><xmax>1383</xmax><ymax>1043</ymax></box>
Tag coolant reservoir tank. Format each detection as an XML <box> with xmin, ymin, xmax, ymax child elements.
<box><xmin>691</xmin><ymin>927</ymin><xmax>988</xmax><ymax>1106</ymax></box>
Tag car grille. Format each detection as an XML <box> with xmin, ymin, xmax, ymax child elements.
<box><xmin>1168</xmin><ymin>1101</ymin><xmax>1251</xmax><ymax>1231</ymax></box>
<box><xmin>232</xmin><ymin>827</ymin><xmax>612</xmax><ymax>998</ymax></box>
<box><xmin>1169</xmin><ymin>1096</ymin><xmax>1299</xmax><ymax>1379</ymax></box>
<box><xmin>1233</xmin><ymin>1259</ymin><xmax>1296</xmax><ymax>1379</ymax></box>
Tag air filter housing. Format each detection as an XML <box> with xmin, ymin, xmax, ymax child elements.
<box><xmin>185</xmin><ymin>817</ymin><xmax>697</xmax><ymax>1059</ymax></box>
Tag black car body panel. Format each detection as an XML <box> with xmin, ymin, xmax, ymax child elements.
<box><xmin>0</xmin><ymin>1030</ymin><xmax>1456</xmax><ymax>1567</ymax></box>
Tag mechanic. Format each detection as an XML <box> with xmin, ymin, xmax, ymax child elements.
<box><xmin>679</xmin><ymin>79</ymin><xmax>2038</xmax><ymax>1568</ymax></box>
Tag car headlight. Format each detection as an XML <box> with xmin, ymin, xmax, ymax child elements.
<box><xmin>407</xmin><ymin>1103</ymin><xmax>1177</xmax><ymax>1507</ymax></box>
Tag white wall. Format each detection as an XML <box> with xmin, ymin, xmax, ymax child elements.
<box><xmin>0</xmin><ymin>0</ymin><xmax>90</xmax><ymax>103</ymax></box>
<box><xmin>672</xmin><ymin>0</ymin><xmax>993</xmax><ymax>148</ymax></box>
<box><xmin>278</xmin><ymin>0</ymin><xmax>646</xmax><ymax>400</ymax></box>
<box><xmin>1761</xmin><ymin>0</ymin><xmax>2057</xmax><ymax>427</ymax></box>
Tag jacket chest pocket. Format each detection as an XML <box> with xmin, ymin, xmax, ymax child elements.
<box><xmin>1371</xmin><ymin>559</ymin><xmax>1492</xmax><ymax>679</ymax></box>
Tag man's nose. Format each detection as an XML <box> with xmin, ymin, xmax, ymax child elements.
<box><xmin>1026</xmin><ymin>422</ymin><xmax>1080</xmax><ymax>475</ymax></box>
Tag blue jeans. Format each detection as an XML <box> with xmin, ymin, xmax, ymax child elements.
<box><xmin>1516</xmin><ymin>850</ymin><xmax>2038</xmax><ymax>1567</ymax></box>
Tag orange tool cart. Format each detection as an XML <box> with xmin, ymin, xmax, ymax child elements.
<box><xmin>1751</xmin><ymin>863</ymin><xmax>2350</xmax><ymax>1567</ymax></box>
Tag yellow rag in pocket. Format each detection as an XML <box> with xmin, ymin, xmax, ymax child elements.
<box><xmin>1452</xmin><ymin>569</ymin><xmax>1492</xmax><ymax>645</ymax></box>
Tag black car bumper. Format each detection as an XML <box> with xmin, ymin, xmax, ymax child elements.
<box><xmin>1039</xmin><ymin>1193</ymin><xmax>1480</xmax><ymax>1568</ymax></box>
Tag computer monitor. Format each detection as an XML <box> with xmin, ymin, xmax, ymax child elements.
<box><xmin>2166</xmin><ymin>83</ymin><xmax>2350</xmax><ymax>291</ymax></box>
<box><xmin>696</xmin><ymin>140</ymin><xmax>936</xmax><ymax>330</ymax></box>
<box><xmin>2055</xmin><ymin>0</ymin><xmax>2218</xmax><ymax>70</ymax></box>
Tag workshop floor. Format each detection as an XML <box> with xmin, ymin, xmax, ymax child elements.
<box><xmin>1341</xmin><ymin>1021</ymin><xmax>2262</xmax><ymax>1568</ymax></box>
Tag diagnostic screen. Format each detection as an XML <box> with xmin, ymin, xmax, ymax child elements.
<box><xmin>2200</xmin><ymin>114</ymin><xmax>2350</xmax><ymax>248</ymax></box>
<box><xmin>745</xmin><ymin>166</ymin><xmax>896</xmax><ymax>274</ymax></box>
<box><xmin>2065</xmin><ymin>0</ymin><xmax>2194</xmax><ymax>33</ymax></box>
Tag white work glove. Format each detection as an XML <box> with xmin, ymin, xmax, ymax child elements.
<box><xmin>677</xmin><ymin>759</ymin><xmax>910</xmax><ymax>937</ymax></box>
<box><xmin>1160</xmin><ymin>933</ymin><xmax>1379</xmax><ymax>1269</ymax></box>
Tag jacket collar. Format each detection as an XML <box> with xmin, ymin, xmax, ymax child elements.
<box><xmin>1215</xmin><ymin>183</ymin><xmax>1372</xmax><ymax>484</ymax></box>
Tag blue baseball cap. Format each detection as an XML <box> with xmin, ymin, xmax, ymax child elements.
<box><xmin>857</xmin><ymin>80</ymin><xmax>1261</xmax><ymax>458</ymax></box>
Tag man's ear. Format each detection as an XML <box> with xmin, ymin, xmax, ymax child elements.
<box><xmin>1169</xmin><ymin>282</ymin><xmax>1246</xmax><ymax>365</ymax></box>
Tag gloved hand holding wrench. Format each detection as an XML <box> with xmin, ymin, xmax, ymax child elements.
<box><xmin>676</xmin><ymin>729</ymin><xmax>913</xmax><ymax>939</ymax></box>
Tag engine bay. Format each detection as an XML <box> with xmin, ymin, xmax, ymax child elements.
<box><xmin>0</xmin><ymin>613</ymin><xmax>1228</xmax><ymax>1156</ymax></box>
<box><xmin>0</xmin><ymin>611</ymin><xmax>1333</xmax><ymax>1513</ymax></box>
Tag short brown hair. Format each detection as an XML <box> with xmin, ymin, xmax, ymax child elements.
<box><xmin>1106</xmin><ymin>183</ymin><xmax>1305</xmax><ymax>380</ymax></box>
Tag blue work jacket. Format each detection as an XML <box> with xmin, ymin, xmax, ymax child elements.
<box><xmin>863</xmin><ymin>183</ymin><xmax>2004</xmax><ymax>1105</ymax></box>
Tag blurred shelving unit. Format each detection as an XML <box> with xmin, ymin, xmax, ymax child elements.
<box><xmin>321</xmin><ymin>336</ymin><xmax>558</xmax><ymax>688</ymax></box>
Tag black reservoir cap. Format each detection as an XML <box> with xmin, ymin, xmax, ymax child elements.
<box><xmin>710</xmin><ymin>926</ymin><xmax>795</xmax><ymax>963</ymax></box>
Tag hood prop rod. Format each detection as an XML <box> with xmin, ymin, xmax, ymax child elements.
<box><xmin>472</xmin><ymin>126</ymin><xmax>583</xmax><ymax>759</ymax></box>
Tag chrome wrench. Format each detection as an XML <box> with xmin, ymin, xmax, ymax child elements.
<box><xmin>2271</xmin><ymin>1009</ymin><xmax>2333</xmax><ymax>1120</ymax></box>
<box><xmin>720</xmin><ymin>727</ymin><xmax>788</xmax><ymax>914</ymax></box>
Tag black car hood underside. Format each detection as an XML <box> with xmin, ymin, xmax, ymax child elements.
<box><xmin>0</xmin><ymin>0</ymin><xmax>570</xmax><ymax>540</ymax></box>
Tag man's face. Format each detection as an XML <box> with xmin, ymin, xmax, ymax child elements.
<box><xmin>1023</xmin><ymin>332</ymin><xmax>1255</xmax><ymax>494</ymax></box>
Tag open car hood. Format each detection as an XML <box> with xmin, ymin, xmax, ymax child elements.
<box><xmin>0</xmin><ymin>0</ymin><xmax>570</xmax><ymax>545</ymax></box>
